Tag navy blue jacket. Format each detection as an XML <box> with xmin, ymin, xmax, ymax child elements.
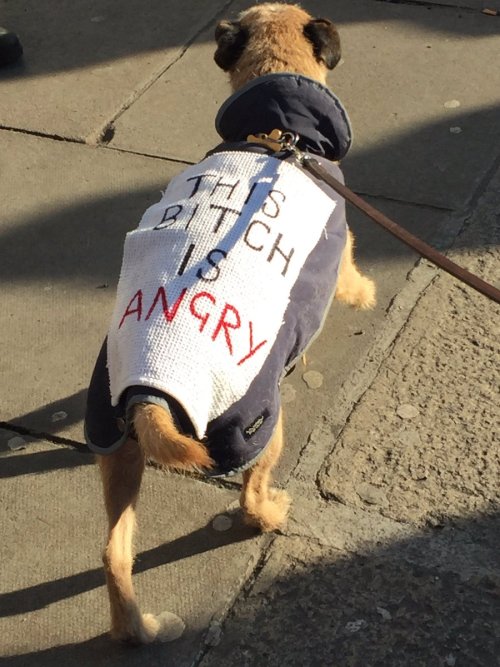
<box><xmin>85</xmin><ymin>73</ymin><xmax>353</xmax><ymax>477</ymax></box>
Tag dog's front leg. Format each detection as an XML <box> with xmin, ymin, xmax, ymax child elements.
<box><xmin>335</xmin><ymin>229</ymin><xmax>376</xmax><ymax>309</ymax></box>
<box><xmin>240</xmin><ymin>409</ymin><xmax>291</xmax><ymax>532</ymax></box>
<box><xmin>98</xmin><ymin>438</ymin><xmax>159</xmax><ymax>643</ymax></box>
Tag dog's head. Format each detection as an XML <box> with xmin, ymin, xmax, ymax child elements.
<box><xmin>214</xmin><ymin>3</ymin><xmax>341</xmax><ymax>90</ymax></box>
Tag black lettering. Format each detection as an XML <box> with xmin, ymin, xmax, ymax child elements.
<box><xmin>262</xmin><ymin>189</ymin><xmax>286</xmax><ymax>219</ymax></box>
<box><xmin>197</xmin><ymin>249</ymin><xmax>227</xmax><ymax>282</ymax></box>
<box><xmin>177</xmin><ymin>243</ymin><xmax>195</xmax><ymax>276</ymax></box>
<box><xmin>211</xmin><ymin>176</ymin><xmax>240</xmax><ymax>200</ymax></box>
<box><xmin>154</xmin><ymin>204</ymin><xmax>183</xmax><ymax>230</ymax></box>
<box><xmin>185</xmin><ymin>203</ymin><xmax>199</xmax><ymax>230</ymax></box>
<box><xmin>244</xmin><ymin>220</ymin><xmax>271</xmax><ymax>251</ymax></box>
<box><xmin>267</xmin><ymin>233</ymin><xmax>294</xmax><ymax>276</ymax></box>
<box><xmin>244</xmin><ymin>181</ymin><xmax>259</xmax><ymax>205</ymax></box>
<box><xmin>209</xmin><ymin>205</ymin><xmax>241</xmax><ymax>233</ymax></box>
<box><xmin>187</xmin><ymin>174</ymin><xmax>211</xmax><ymax>198</ymax></box>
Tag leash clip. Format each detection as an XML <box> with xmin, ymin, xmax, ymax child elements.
<box><xmin>246</xmin><ymin>128</ymin><xmax>305</xmax><ymax>161</ymax></box>
<box><xmin>279</xmin><ymin>131</ymin><xmax>305</xmax><ymax>162</ymax></box>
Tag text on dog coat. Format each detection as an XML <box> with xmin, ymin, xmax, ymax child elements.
<box><xmin>151</xmin><ymin>174</ymin><xmax>294</xmax><ymax>278</ymax></box>
<box><xmin>118</xmin><ymin>286</ymin><xmax>268</xmax><ymax>366</ymax></box>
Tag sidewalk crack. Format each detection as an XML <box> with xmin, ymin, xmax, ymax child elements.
<box><xmin>0</xmin><ymin>125</ymin><xmax>84</xmax><ymax>145</ymax></box>
<box><xmin>91</xmin><ymin>0</ymin><xmax>237</xmax><ymax>146</ymax></box>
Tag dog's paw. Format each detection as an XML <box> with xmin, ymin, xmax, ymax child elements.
<box><xmin>355</xmin><ymin>276</ymin><xmax>376</xmax><ymax>309</ymax></box>
<box><xmin>243</xmin><ymin>489</ymin><xmax>291</xmax><ymax>532</ymax></box>
<box><xmin>336</xmin><ymin>275</ymin><xmax>376</xmax><ymax>310</ymax></box>
<box><xmin>112</xmin><ymin>611</ymin><xmax>185</xmax><ymax>644</ymax></box>
<box><xmin>144</xmin><ymin>612</ymin><xmax>186</xmax><ymax>643</ymax></box>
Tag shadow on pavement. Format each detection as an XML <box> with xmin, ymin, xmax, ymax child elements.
<box><xmin>2</xmin><ymin>510</ymin><xmax>498</xmax><ymax>666</ymax></box>
<box><xmin>199</xmin><ymin>511</ymin><xmax>500</xmax><ymax>666</ymax></box>
<box><xmin>0</xmin><ymin>0</ymin><xmax>229</xmax><ymax>81</ymax></box>
<box><xmin>2</xmin><ymin>104</ymin><xmax>500</xmax><ymax>292</ymax></box>
<box><xmin>0</xmin><ymin>187</ymin><xmax>159</xmax><ymax>286</ymax></box>
<box><xmin>343</xmin><ymin>103</ymin><xmax>500</xmax><ymax>211</ymax></box>
<box><xmin>0</xmin><ymin>630</ymin><xmax>205</xmax><ymax>667</ymax></box>
<box><xmin>1</xmin><ymin>390</ymin><xmax>88</xmax><ymax>438</ymax></box>
<box><xmin>0</xmin><ymin>514</ymin><xmax>256</xmax><ymax>620</ymax></box>
<box><xmin>1</xmin><ymin>0</ymin><xmax>498</xmax><ymax>81</ymax></box>
<box><xmin>1</xmin><ymin>104</ymin><xmax>499</xmax><ymax>476</ymax></box>
<box><xmin>0</xmin><ymin>445</ymin><xmax>92</xmax><ymax>479</ymax></box>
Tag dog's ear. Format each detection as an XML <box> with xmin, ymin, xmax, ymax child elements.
<box><xmin>303</xmin><ymin>18</ymin><xmax>341</xmax><ymax>70</ymax></box>
<box><xmin>214</xmin><ymin>20</ymin><xmax>248</xmax><ymax>71</ymax></box>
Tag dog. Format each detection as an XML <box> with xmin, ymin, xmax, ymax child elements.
<box><xmin>85</xmin><ymin>2</ymin><xmax>376</xmax><ymax>644</ymax></box>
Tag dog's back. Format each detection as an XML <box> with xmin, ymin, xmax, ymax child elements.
<box><xmin>131</xmin><ymin>2</ymin><xmax>342</xmax><ymax>473</ymax></box>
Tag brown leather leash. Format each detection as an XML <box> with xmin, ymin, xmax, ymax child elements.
<box><xmin>246</xmin><ymin>129</ymin><xmax>500</xmax><ymax>305</ymax></box>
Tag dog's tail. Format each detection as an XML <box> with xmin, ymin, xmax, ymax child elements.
<box><xmin>133</xmin><ymin>403</ymin><xmax>213</xmax><ymax>471</ymax></box>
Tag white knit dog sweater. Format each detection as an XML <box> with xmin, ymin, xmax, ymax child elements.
<box><xmin>107</xmin><ymin>150</ymin><xmax>336</xmax><ymax>439</ymax></box>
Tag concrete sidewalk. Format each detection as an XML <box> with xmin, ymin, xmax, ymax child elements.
<box><xmin>1</xmin><ymin>1</ymin><xmax>499</xmax><ymax>665</ymax></box>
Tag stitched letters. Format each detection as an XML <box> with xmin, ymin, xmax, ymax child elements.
<box><xmin>107</xmin><ymin>151</ymin><xmax>336</xmax><ymax>438</ymax></box>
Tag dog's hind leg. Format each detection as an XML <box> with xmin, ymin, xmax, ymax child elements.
<box><xmin>240</xmin><ymin>409</ymin><xmax>291</xmax><ymax>532</ymax></box>
<box><xmin>335</xmin><ymin>230</ymin><xmax>376</xmax><ymax>309</ymax></box>
<box><xmin>98</xmin><ymin>438</ymin><xmax>161</xmax><ymax>643</ymax></box>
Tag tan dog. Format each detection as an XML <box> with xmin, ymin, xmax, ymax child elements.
<box><xmin>94</xmin><ymin>3</ymin><xmax>375</xmax><ymax>644</ymax></box>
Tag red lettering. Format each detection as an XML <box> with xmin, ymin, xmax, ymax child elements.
<box><xmin>237</xmin><ymin>321</ymin><xmax>267</xmax><ymax>365</ymax></box>
<box><xmin>118</xmin><ymin>290</ymin><xmax>143</xmax><ymax>329</ymax></box>
<box><xmin>145</xmin><ymin>287</ymin><xmax>187</xmax><ymax>323</ymax></box>
<box><xmin>212</xmin><ymin>303</ymin><xmax>241</xmax><ymax>355</ymax></box>
<box><xmin>190</xmin><ymin>291</ymin><xmax>216</xmax><ymax>332</ymax></box>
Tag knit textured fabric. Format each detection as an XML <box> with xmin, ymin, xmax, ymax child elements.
<box><xmin>108</xmin><ymin>150</ymin><xmax>336</xmax><ymax>439</ymax></box>
<box><xmin>85</xmin><ymin>73</ymin><xmax>352</xmax><ymax>476</ymax></box>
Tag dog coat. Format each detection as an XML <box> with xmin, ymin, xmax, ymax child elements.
<box><xmin>85</xmin><ymin>73</ymin><xmax>353</xmax><ymax>477</ymax></box>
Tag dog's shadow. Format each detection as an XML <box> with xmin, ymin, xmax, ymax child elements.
<box><xmin>0</xmin><ymin>446</ymin><xmax>93</xmax><ymax>479</ymax></box>
<box><xmin>0</xmin><ymin>632</ymin><xmax>192</xmax><ymax>667</ymax></box>
<box><xmin>0</xmin><ymin>511</ymin><xmax>257</xmax><ymax>619</ymax></box>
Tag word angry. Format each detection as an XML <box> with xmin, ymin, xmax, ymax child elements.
<box><xmin>118</xmin><ymin>286</ymin><xmax>268</xmax><ymax>367</ymax></box>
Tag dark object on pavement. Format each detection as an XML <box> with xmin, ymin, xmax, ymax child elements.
<box><xmin>0</xmin><ymin>27</ymin><xmax>23</xmax><ymax>66</ymax></box>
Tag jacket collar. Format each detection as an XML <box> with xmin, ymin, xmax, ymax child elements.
<box><xmin>215</xmin><ymin>72</ymin><xmax>353</xmax><ymax>161</ymax></box>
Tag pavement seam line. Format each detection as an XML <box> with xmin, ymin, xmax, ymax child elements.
<box><xmin>0</xmin><ymin>422</ymin><xmax>89</xmax><ymax>452</ymax></box>
<box><xmin>100</xmin><ymin>143</ymin><xmax>458</xmax><ymax>215</ymax></box>
<box><xmin>16</xmin><ymin>119</ymin><xmax>488</xmax><ymax>216</ymax></box>
<box><xmin>0</xmin><ymin>421</ymin><xmax>243</xmax><ymax>490</ymax></box>
<box><xmin>98</xmin><ymin>142</ymin><xmax>197</xmax><ymax>166</ymax></box>
<box><xmin>89</xmin><ymin>0</ymin><xmax>237</xmax><ymax>146</ymax></box>
<box><xmin>0</xmin><ymin>125</ymin><xmax>198</xmax><ymax>172</ymax></box>
<box><xmin>352</xmin><ymin>191</ymin><xmax>454</xmax><ymax>213</ymax></box>
<box><xmin>189</xmin><ymin>276</ymin><xmax>450</xmax><ymax>663</ymax></box>
<box><xmin>0</xmin><ymin>423</ymin><xmax>243</xmax><ymax>488</ymax></box>
<box><xmin>373</xmin><ymin>0</ymin><xmax>491</xmax><ymax>13</ymax></box>
<box><xmin>314</xmin><ymin>242</ymin><xmax>497</xmax><ymax>517</ymax></box>
<box><xmin>285</xmin><ymin>259</ymin><xmax>439</xmax><ymax>494</ymax></box>
<box><xmin>191</xmin><ymin>534</ymin><xmax>276</xmax><ymax>667</ymax></box>
<box><xmin>0</xmin><ymin>124</ymin><xmax>85</xmax><ymax>145</ymax></box>
<box><xmin>283</xmin><ymin>523</ymin><xmax>411</xmax><ymax>554</ymax></box>
<box><xmin>289</xmin><ymin>153</ymin><xmax>500</xmax><ymax>495</ymax></box>
<box><xmin>310</xmin><ymin>261</ymin><xmax>441</xmax><ymax>495</ymax></box>
<box><xmin>465</xmin><ymin>150</ymin><xmax>500</xmax><ymax>210</ymax></box>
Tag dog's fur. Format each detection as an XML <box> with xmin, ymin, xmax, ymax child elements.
<box><xmin>97</xmin><ymin>3</ymin><xmax>376</xmax><ymax>644</ymax></box>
